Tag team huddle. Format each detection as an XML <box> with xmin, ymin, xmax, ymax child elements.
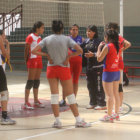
<box><xmin>0</xmin><ymin>20</ymin><xmax>131</xmax><ymax>127</ymax></box>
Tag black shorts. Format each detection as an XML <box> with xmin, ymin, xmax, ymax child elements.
<box><xmin>0</xmin><ymin>66</ymin><xmax>8</xmax><ymax>92</ymax></box>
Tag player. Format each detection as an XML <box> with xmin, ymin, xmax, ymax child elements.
<box><xmin>24</xmin><ymin>21</ymin><xmax>45</xmax><ymax>109</ymax></box>
<box><xmin>97</xmin><ymin>29</ymin><xmax>120</xmax><ymax>122</ymax></box>
<box><xmin>59</xmin><ymin>24</ymin><xmax>84</xmax><ymax>107</ymax></box>
<box><xmin>32</xmin><ymin>20</ymin><xmax>91</xmax><ymax>128</ymax></box>
<box><xmin>105</xmin><ymin>22</ymin><xmax>131</xmax><ymax>112</ymax></box>
<box><xmin>0</xmin><ymin>34</ymin><xmax>16</xmax><ymax>125</ymax></box>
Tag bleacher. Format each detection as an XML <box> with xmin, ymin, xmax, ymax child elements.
<box><xmin>7</xmin><ymin>26</ymin><xmax>140</xmax><ymax>77</ymax></box>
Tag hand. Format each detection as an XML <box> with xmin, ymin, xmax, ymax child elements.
<box><xmin>46</xmin><ymin>54</ymin><xmax>53</xmax><ymax>64</ymax></box>
<box><xmin>63</xmin><ymin>55</ymin><xmax>70</xmax><ymax>66</ymax></box>
<box><xmin>84</xmin><ymin>51</ymin><xmax>94</xmax><ymax>58</ymax></box>
<box><xmin>5</xmin><ymin>39</ymin><xmax>9</xmax><ymax>46</ymax></box>
<box><xmin>98</xmin><ymin>41</ymin><xmax>105</xmax><ymax>50</ymax></box>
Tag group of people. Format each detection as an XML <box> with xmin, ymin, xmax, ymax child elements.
<box><xmin>0</xmin><ymin>20</ymin><xmax>131</xmax><ymax>127</ymax></box>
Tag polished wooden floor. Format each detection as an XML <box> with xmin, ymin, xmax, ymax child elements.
<box><xmin>0</xmin><ymin>71</ymin><xmax>140</xmax><ymax>140</ymax></box>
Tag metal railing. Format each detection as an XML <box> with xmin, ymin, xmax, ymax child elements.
<box><xmin>0</xmin><ymin>4</ymin><xmax>23</xmax><ymax>35</ymax></box>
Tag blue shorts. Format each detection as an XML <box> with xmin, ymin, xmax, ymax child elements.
<box><xmin>102</xmin><ymin>71</ymin><xmax>120</xmax><ymax>82</ymax></box>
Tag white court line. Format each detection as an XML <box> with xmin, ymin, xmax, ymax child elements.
<box><xmin>16</xmin><ymin>115</ymin><xmax>129</xmax><ymax>140</ymax></box>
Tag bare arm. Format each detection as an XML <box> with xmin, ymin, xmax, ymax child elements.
<box><xmin>24</xmin><ymin>43</ymin><xmax>30</xmax><ymax>63</ymax></box>
<box><xmin>0</xmin><ymin>36</ymin><xmax>9</xmax><ymax>59</ymax></box>
<box><xmin>122</xmin><ymin>40</ymin><xmax>131</xmax><ymax>51</ymax></box>
<box><xmin>5</xmin><ymin>39</ymin><xmax>10</xmax><ymax>55</ymax></box>
<box><xmin>97</xmin><ymin>45</ymin><xmax>108</xmax><ymax>62</ymax></box>
<box><xmin>32</xmin><ymin>45</ymin><xmax>48</xmax><ymax>57</ymax></box>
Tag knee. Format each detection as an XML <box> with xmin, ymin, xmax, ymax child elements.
<box><xmin>25</xmin><ymin>80</ymin><xmax>34</xmax><ymax>90</ymax></box>
<box><xmin>51</xmin><ymin>94</ymin><xmax>59</xmax><ymax>104</ymax></box>
<box><xmin>66</xmin><ymin>94</ymin><xmax>76</xmax><ymax>105</ymax></box>
<box><xmin>0</xmin><ymin>90</ymin><xmax>9</xmax><ymax>101</ymax></box>
<box><xmin>33</xmin><ymin>80</ymin><xmax>40</xmax><ymax>89</ymax></box>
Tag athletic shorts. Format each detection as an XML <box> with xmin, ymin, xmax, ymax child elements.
<box><xmin>46</xmin><ymin>66</ymin><xmax>71</xmax><ymax>81</ymax></box>
<box><xmin>0</xmin><ymin>66</ymin><xmax>8</xmax><ymax>92</ymax></box>
<box><xmin>27</xmin><ymin>58</ymin><xmax>43</xmax><ymax>69</ymax></box>
<box><xmin>118</xmin><ymin>60</ymin><xmax>124</xmax><ymax>70</ymax></box>
<box><xmin>102</xmin><ymin>71</ymin><xmax>120</xmax><ymax>82</ymax></box>
<box><xmin>69</xmin><ymin>56</ymin><xmax>82</xmax><ymax>84</ymax></box>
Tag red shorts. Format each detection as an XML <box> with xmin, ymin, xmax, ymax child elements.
<box><xmin>27</xmin><ymin>58</ymin><xmax>43</xmax><ymax>69</ymax></box>
<box><xmin>118</xmin><ymin>60</ymin><xmax>124</xmax><ymax>70</ymax></box>
<box><xmin>46</xmin><ymin>66</ymin><xmax>71</xmax><ymax>81</ymax></box>
<box><xmin>69</xmin><ymin>56</ymin><xmax>82</xmax><ymax>84</ymax></box>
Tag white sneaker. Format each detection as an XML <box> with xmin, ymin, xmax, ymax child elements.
<box><xmin>94</xmin><ymin>106</ymin><xmax>107</xmax><ymax>110</ymax></box>
<box><xmin>1</xmin><ymin>116</ymin><xmax>16</xmax><ymax>125</ymax></box>
<box><xmin>100</xmin><ymin>115</ymin><xmax>114</xmax><ymax>123</ymax></box>
<box><xmin>52</xmin><ymin>121</ymin><xmax>62</xmax><ymax>129</ymax></box>
<box><xmin>34</xmin><ymin>101</ymin><xmax>45</xmax><ymax>108</ymax></box>
<box><xmin>112</xmin><ymin>113</ymin><xmax>120</xmax><ymax>121</ymax></box>
<box><xmin>23</xmin><ymin>102</ymin><xmax>34</xmax><ymax>110</ymax></box>
<box><xmin>75</xmin><ymin>119</ymin><xmax>91</xmax><ymax>128</ymax></box>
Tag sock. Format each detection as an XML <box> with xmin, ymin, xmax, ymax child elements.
<box><xmin>55</xmin><ymin>117</ymin><xmax>60</xmax><ymax>122</ymax></box>
<box><xmin>75</xmin><ymin>116</ymin><xmax>82</xmax><ymax>122</ymax></box>
<box><xmin>2</xmin><ymin>111</ymin><xmax>7</xmax><ymax>119</ymax></box>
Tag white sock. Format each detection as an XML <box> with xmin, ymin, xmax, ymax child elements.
<box><xmin>75</xmin><ymin>116</ymin><xmax>82</xmax><ymax>122</ymax></box>
<box><xmin>55</xmin><ymin>117</ymin><xmax>60</xmax><ymax>122</ymax></box>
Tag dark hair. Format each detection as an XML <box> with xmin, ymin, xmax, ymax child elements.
<box><xmin>70</xmin><ymin>24</ymin><xmax>79</xmax><ymax>30</ymax></box>
<box><xmin>105</xmin><ymin>22</ymin><xmax>119</xmax><ymax>33</ymax></box>
<box><xmin>0</xmin><ymin>30</ymin><xmax>4</xmax><ymax>35</ymax></box>
<box><xmin>30</xmin><ymin>21</ymin><xmax>44</xmax><ymax>33</ymax></box>
<box><xmin>104</xmin><ymin>29</ymin><xmax>119</xmax><ymax>54</ymax></box>
<box><xmin>87</xmin><ymin>25</ymin><xmax>98</xmax><ymax>38</ymax></box>
<box><xmin>52</xmin><ymin>20</ymin><xmax>64</xmax><ymax>33</ymax></box>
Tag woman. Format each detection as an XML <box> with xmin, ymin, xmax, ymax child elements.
<box><xmin>0</xmin><ymin>30</ymin><xmax>10</xmax><ymax>71</ymax></box>
<box><xmin>97</xmin><ymin>29</ymin><xmax>120</xmax><ymax>122</ymax></box>
<box><xmin>0</xmin><ymin>34</ymin><xmax>16</xmax><ymax>125</ymax></box>
<box><xmin>24</xmin><ymin>21</ymin><xmax>45</xmax><ymax>109</ymax></box>
<box><xmin>105</xmin><ymin>22</ymin><xmax>131</xmax><ymax>112</ymax></box>
<box><xmin>81</xmin><ymin>25</ymin><xmax>106</xmax><ymax>110</ymax></box>
<box><xmin>59</xmin><ymin>24</ymin><xmax>84</xmax><ymax>107</ymax></box>
<box><xmin>32</xmin><ymin>20</ymin><xmax>91</xmax><ymax>128</ymax></box>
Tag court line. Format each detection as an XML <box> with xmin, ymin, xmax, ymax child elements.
<box><xmin>16</xmin><ymin>102</ymin><xmax>132</xmax><ymax>140</ymax></box>
<box><xmin>16</xmin><ymin>121</ymin><xmax>99</xmax><ymax>140</ymax></box>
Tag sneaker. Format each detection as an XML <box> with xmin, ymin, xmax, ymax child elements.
<box><xmin>23</xmin><ymin>102</ymin><xmax>34</xmax><ymax>110</ymax></box>
<box><xmin>34</xmin><ymin>101</ymin><xmax>45</xmax><ymax>108</ymax></box>
<box><xmin>52</xmin><ymin>121</ymin><xmax>62</xmax><ymax>129</ymax></box>
<box><xmin>94</xmin><ymin>106</ymin><xmax>107</xmax><ymax>110</ymax></box>
<box><xmin>75</xmin><ymin>119</ymin><xmax>91</xmax><ymax>128</ymax></box>
<box><xmin>59</xmin><ymin>100</ymin><xmax>66</xmax><ymax>107</ymax></box>
<box><xmin>100</xmin><ymin>115</ymin><xmax>114</xmax><ymax>123</ymax></box>
<box><xmin>1</xmin><ymin>116</ymin><xmax>16</xmax><ymax>125</ymax></box>
<box><xmin>86</xmin><ymin>105</ymin><xmax>96</xmax><ymax>109</ymax></box>
<box><xmin>112</xmin><ymin>113</ymin><xmax>120</xmax><ymax>121</ymax></box>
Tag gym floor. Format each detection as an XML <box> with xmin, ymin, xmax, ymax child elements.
<box><xmin>0</xmin><ymin>71</ymin><xmax>140</xmax><ymax>140</ymax></box>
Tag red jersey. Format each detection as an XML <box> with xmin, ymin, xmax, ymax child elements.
<box><xmin>103</xmin><ymin>43</ymin><xmax>119</xmax><ymax>72</ymax></box>
<box><xmin>119</xmin><ymin>35</ymin><xmax>125</xmax><ymax>61</ymax></box>
<box><xmin>26</xmin><ymin>33</ymin><xmax>42</xmax><ymax>60</ymax></box>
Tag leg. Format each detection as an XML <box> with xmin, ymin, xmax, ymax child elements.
<box><xmin>25</xmin><ymin>68</ymin><xmax>36</xmax><ymax>104</ymax></box>
<box><xmin>86</xmin><ymin>70</ymin><xmax>97</xmax><ymax>107</ymax></box>
<box><xmin>119</xmin><ymin>70</ymin><xmax>123</xmax><ymax>107</ymax></box>
<box><xmin>60</xmin><ymin>79</ymin><xmax>79</xmax><ymax>117</ymax></box>
<box><xmin>0</xmin><ymin>66</ymin><xmax>16</xmax><ymax>125</ymax></box>
<box><xmin>102</xmin><ymin>81</ymin><xmax>114</xmax><ymax>116</ymax></box>
<box><xmin>48</xmin><ymin>78</ymin><xmax>59</xmax><ymax>117</ymax></box>
<box><xmin>113</xmin><ymin>81</ymin><xmax>120</xmax><ymax>114</ymax></box>
<box><xmin>33</xmin><ymin>68</ymin><xmax>42</xmax><ymax>103</ymax></box>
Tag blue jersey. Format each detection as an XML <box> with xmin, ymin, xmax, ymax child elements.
<box><xmin>70</xmin><ymin>35</ymin><xmax>82</xmax><ymax>56</ymax></box>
